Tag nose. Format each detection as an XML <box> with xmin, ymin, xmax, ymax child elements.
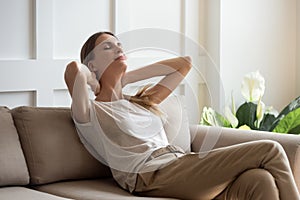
<box><xmin>115</xmin><ymin>45</ymin><xmax>123</xmax><ymax>54</ymax></box>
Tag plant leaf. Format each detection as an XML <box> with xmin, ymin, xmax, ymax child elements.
<box><xmin>272</xmin><ymin>107</ymin><xmax>300</xmax><ymax>134</ymax></box>
<box><xmin>224</xmin><ymin>106</ymin><xmax>239</xmax><ymax>128</ymax></box>
<box><xmin>259</xmin><ymin>113</ymin><xmax>276</xmax><ymax>131</ymax></box>
<box><xmin>289</xmin><ymin>125</ymin><xmax>300</xmax><ymax>134</ymax></box>
<box><xmin>215</xmin><ymin>111</ymin><xmax>232</xmax><ymax>128</ymax></box>
<box><xmin>269</xmin><ymin>96</ymin><xmax>300</xmax><ymax>131</ymax></box>
<box><xmin>236</xmin><ymin>102</ymin><xmax>257</xmax><ymax>129</ymax></box>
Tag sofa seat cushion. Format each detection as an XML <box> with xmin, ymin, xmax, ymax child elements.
<box><xmin>0</xmin><ymin>187</ymin><xmax>70</xmax><ymax>200</ymax></box>
<box><xmin>0</xmin><ymin>107</ymin><xmax>29</xmax><ymax>186</ymax></box>
<box><xmin>34</xmin><ymin>178</ymin><xmax>177</xmax><ymax>200</ymax></box>
<box><xmin>11</xmin><ymin>106</ymin><xmax>111</xmax><ymax>185</ymax></box>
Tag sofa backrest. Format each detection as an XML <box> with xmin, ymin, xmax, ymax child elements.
<box><xmin>8</xmin><ymin>95</ymin><xmax>191</xmax><ymax>186</ymax></box>
<box><xmin>0</xmin><ymin>107</ymin><xmax>29</xmax><ymax>186</ymax></box>
<box><xmin>11</xmin><ymin>106</ymin><xmax>111</xmax><ymax>185</ymax></box>
<box><xmin>160</xmin><ymin>95</ymin><xmax>191</xmax><ymax>152</ymax></box>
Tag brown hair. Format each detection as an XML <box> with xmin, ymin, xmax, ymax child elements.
<box><xmin>128</xmin><ymin>85</ymin><xmax>162</xmax><ymax>116</ymax></box>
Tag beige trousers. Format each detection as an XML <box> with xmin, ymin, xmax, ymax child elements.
<box><xmin>134</xmin><ymin>140</ymin><xmax>300</xmax><ymax>200</ymax></box>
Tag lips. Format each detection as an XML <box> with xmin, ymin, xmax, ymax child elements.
<box><xmin>115</xmin><ymin>55</ymin><xmax>126</xmax><ymax>61</ymax></box>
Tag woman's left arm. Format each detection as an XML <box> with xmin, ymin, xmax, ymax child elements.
<box><xmin>122</xmin><ymin>56</ymin><xmax>191</xmax><ymax>104</ymax></box>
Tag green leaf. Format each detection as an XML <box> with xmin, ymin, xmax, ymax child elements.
<box><xmin>236</xmin><ymin>102</ymin><xmax>257</xmax><ymax>129</ymax></box>
<box><xmin>259</xmin><ymin>113</ymin><xmax>276</xmax><ymax>131</ymax></box>
<box><xmin>289</xmin><ymin>126</ymin><xmax>300</xmax><ymax>134</ymax></box>
<box><xmin>272</xmin><ymin>107</ymin><xmax>300</xmax><ymax>134</ymax></box>
<box><xmin>269</xmin><ymin>96</ymin><xmax>300</xmax><ymax>131</ymax></box>
<box><xmin>214</xmin><ymin>111</ymin><xmax>232</xmax><ymax>128</ymax></box>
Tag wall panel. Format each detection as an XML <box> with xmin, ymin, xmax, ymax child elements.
<box><xmin>0</xmin><ymin>0</ymin><xmax>34</xmax><ymax>59</ymax></box>
<box><xmin>53</xmin><ymin>0</ymin><xmax>111</xmax><ymax>59</ymax></box>
<box><xmin>0</xmin><ymin>91</ymin><xmax>36</xmax><ymax>108</ymax></box>
<box><xmin>116</xmin><ymin>0</ymin><xmax>181</xmax><ymax>34</ymax></box>
<box><xmin>53</xmin><ymin>89</ymin><xmax>71</xmax><ymax>107</ymax></box>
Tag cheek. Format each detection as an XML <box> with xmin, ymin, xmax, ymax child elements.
<box><xmin>94</xmin><ymin>52</ymin><xmax>115</xmax><ymax>71</ymax></box>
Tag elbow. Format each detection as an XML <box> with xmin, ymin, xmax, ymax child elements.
<box><xmin>64</xmin><ymin>61</ymin><xmax>80</xmax><ymax>96</ymax></box>
<box><xmin>179</xmin><ymin>56</ymin><xmax>192</xmax><ymax>75</ymax></box>
<box><xmin>184</xmin><ymin>56</ymin><xmax>191</xmax><ymax>63</ymax></box>
<box><xmin>64</xmin><ymin>61</ymin><xmax>79</xmax><ymax>82</ymax></box>
<box><xmin>184</xmin><ymin>56</ymin><xmax>192</xmax><ymax>68</ymax></box>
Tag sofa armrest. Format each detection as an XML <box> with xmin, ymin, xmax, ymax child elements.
<box><xmin>189</xmin><ymin>125</ymin><xmax>300</xmax><ymax>190</ymax></box>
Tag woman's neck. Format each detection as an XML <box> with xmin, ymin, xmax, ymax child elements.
<box><xmin>95</xmin><ymin>81</ymin><xmax>123</xmax><ymax>102</ymax></box>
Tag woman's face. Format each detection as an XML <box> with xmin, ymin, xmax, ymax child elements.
<box><xmin>89</xmin><ymin>34</ymin><xmax>127</xmax><ymax>79</ymax></box>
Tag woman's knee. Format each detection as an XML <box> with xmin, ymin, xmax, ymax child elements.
<box><xmin>225</xmin><ymin>169</ymin><xmax>279</xmax><ymax>199</ymax></box>
<box><xmin>245</xmin><ymin>169</ymin><xmax>277</xmax><ymax>188</ymax></box>
<box><xmin>246</xmin><ymin>169</ymin><xmax>278</xmax><ymax>193</ymax></box>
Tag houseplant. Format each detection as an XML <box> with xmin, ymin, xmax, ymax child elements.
<box><xmin>200</xmin><ymin>71</ymin><xmax>300</xmax><ymax>134</ymax></box>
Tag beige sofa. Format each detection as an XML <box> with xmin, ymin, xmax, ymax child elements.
<box><xmin>1</xmin><ymin>99</ymin><xmax>300</xmax><ymax>199</ymax></box>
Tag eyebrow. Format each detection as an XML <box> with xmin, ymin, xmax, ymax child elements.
<box><xmin>101</xmin><ymin>41</ymin><xmax>113</xmax><ymax>46</ymax></box>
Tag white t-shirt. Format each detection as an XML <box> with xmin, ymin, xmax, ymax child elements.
<box><xmin>73</xmin><ymin>99</ymin><xmax>170</xmax><ymax>192</ymax></box>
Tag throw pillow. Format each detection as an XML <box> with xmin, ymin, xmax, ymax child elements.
<box><xmin>0</xmin><ymin>106</ymin><xmax>29</xmax><ymax>186</ymax></box>
<box><xmin>11</xmin><ymin>106</ymin><xmax>111</xmax><ymax>185</ymax></box>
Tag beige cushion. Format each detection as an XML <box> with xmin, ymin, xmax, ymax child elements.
<box><xmin>11</xmin><ymin>106</ymin><xmax>111</xmax><ymax>185</ymax></box>
<box><xmin>35</xmin><ymin>179</ymin><xmax>177</xmax><ymax>200</ymax></box>
<box><xmin>0</xmin><ymin>187</ymin><xmax>71</xmax><ymax>200</ymax></box>
<box><xmin>0</xmin><ymin>107</ymin><xmax>29</xmax><ymax>186</ymax></box>
<box><xmin>160</xmin><ymin>95</ymin><xmax>191</xmax><ymax>152</ymax></box>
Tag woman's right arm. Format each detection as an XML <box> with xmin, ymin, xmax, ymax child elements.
<box><xmin>64</xmin><ymin>61</ymin><xmax>99</xmax><ymax>123</ymax></box>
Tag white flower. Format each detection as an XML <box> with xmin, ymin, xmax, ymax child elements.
<box><xmin>255</xmin><ymin>97</ymin><xmax>265</xmax><ymax>128</ymax></box>
<box><xmin>224</xmin><ymin>106</ymin><xmax>239</xmax><ymax>128</ymax></box>
<box><xmin>231</xmin><ymin>91</ymin><xmax>236</xmax><ymax>115</ymax></box>
<box><xmin>241</xmin><ymin>71</ymin><xmax>265</xmax><ymax>102</ymax></box>
<box><xmin>201</xmin><ymin>107</ymin><xmax>220</xmax><ymax>126</ymax></box>
<box><xmin>265</xmin><ymin>106</ymin><xmax>279</xmax><ymax>117</ymax></box>
<box><xmin>257</xmin><ymin>97</ymin><xmax>265</xmax><ymax>120</ymax></box>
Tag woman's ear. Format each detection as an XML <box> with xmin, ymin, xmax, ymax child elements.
<box><xmin>87</xmin><ymin>62</ymin><xmax>96</xmax><ymax>72</ymax></box>
<box><xmin>88</xmin><ymin>62</ymin><xmax>101</xmax><ymax>81</ymax></box>
<box><xmin>87</xmin><ymin>62</ymin><xmax>94</xmax><ymax>71</ymax></box>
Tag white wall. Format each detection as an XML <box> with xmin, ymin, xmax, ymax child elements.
<box><xmin>297</xmin><ymin>0</ymin><xmax>300</xmax><ymax>94</ymax></box>
<box><xmin>0</xmin><ymin>0</ymin><xmax>34</xmax><ymax>59</ymax></box>
<box><xmin>200</xmin><ymin>0</ymin><xmax>223</xmax><ymax>112</ymax></box>
<box><xmin>220</xmin><ymin>0</ymin><xmax>298</xmax><ymax>111</ymax></box>
<box><xmin>0</xmin><ymin>0</ymin><xmax>204</xmax><ymax>123</ymax></box>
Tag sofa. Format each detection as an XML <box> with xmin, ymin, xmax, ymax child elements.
<box><xmin>1</xmin><ymin>96</ymin><xmax>300</xmax><ymax>200</ymax></box>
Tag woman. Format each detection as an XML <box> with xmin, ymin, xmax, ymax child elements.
<box><xmin>64</xmin><ymin>31</ymin><xmax>300</xmax><ymax>200</ymax></box>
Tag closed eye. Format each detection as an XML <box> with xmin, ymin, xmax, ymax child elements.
<box><xmin>103</xmin><ymin>42</ymin><xmax>112</xmax><ymax>50</ymax></box>
<box><xmin>101</xmin><ymin>41</ymin><xmax>122</xmax><ymax>50</ymax></box>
